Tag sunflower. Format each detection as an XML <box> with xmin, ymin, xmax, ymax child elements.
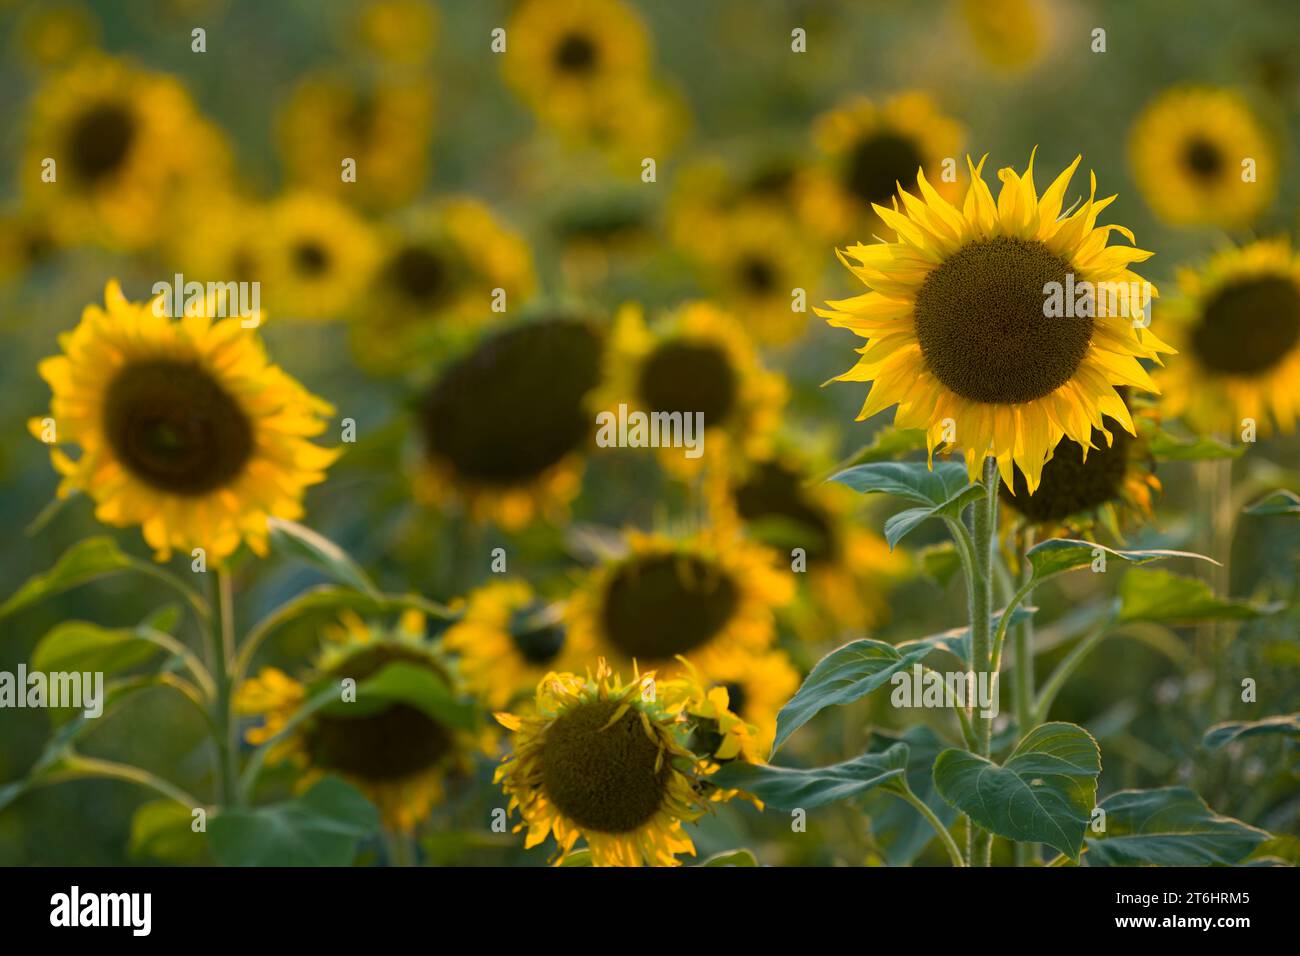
<box><xmin>0</xmin><ymin>205</ymin><xmax>61</xmax><ymax>281</ymax></box>
<box><xmin>567</xmin><ymin>530</ymin><xmax>793</xmax><ymax>681</ymax></box>
<box><xmin>801</xmin><ymin>91</ymin><xmax>965</xmax><ymax>242</ymax></box>
<box><xmin>349</xmin><ymin>197</ymin><xmax>536</xmax><ymax>371</ymax></box>
<box><xmin>12</xmin><ymin>1</ymin><xmax>99</xmax><ymax>71</ymax></box>
<box><xmin>442</xmin><ymin>580</ymin><xmax>591</xmax><ymax>710</ymax></box>
<box><xmin>29</xmin><ymin>281</ymin><xmax>338</xmax><ymax>563</ymax></box>
<box><xmin>168</xmin><ymin>194</ymin><xmax>267</xmax><ymax>289</ymax></box>
<box><xmin>236</xmin><ymin>610</ymin><xmax>479</xmax><ymax>833</ymax></box>
<box><xmin>679</xmin><ymin>650</ymin><xmax>799</xmax><ymax>760</ymax></box>
<box><xmin>414</xmin><ymin>315</ymin><xmax>605</xmax><ymax>529</ymax></box>
<box><xmin>1155</xmin><ymin>238</ymin><xmax>1300</xmax><ymax>436</ymax></box>
<box><xmin>668</xmin><ymin>151</ymin><xmax>811</xmax><ymax>256</ymax></box>
<box><xmin>816</xmin><ymin>150</ymin><xmax>1174</xmax><ymax>492</ymax></box>
<box><xmin>712</xmin><ymin>446</ymin><xmax>910</xmax><ymax>638</ymax></box>
<box><xmin>493</xmin><ymin>660</ymin><xmax>705</xmax><ymax>866</ymax></box>
<box><xmin>1128</xmin><ymin>87</ymin><xmax>1278</xmax><ymax>230</ymax></box>
<box><xmin>260</xmin><ymin>192</ymin><xmax>380</xmax><ymax>320</ymax></box>
<box><xmin>958</xmin><ymin>0</ymin><xmax>1048</xmax><ymax>72</ymax></box>
<box><xmin>350</xmin><ymin>0</ymin><xmax>438</xmax><ymax>66</ymax></box>
<box><xmin>594</xmin><ymin>301</ymin><xmax>786</xmax><ymax>477</ymax></box>
<box><xmin>503</xmin><ymin>0</ymin><xmax>650</xmax><ymax>134</ymax></box>
<box><xmin>22</xmin><ymin>55</ymin><xmax>230</xmax><ymax>249</ymax></box>
<box><xmin>277</xmin><ymin>71</ymin><xmax>435</xmax><ymax>210</ymax></box>
<box><xmin>1001</xmin><ymin>389</ymin><xmax>1160</xmax><ymax>536</ymax></box>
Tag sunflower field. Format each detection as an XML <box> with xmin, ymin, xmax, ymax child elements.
<box><xmin>1</xmin><ymin>0</ymin><xmax>1298</xmax><ymax>884</ymax></box>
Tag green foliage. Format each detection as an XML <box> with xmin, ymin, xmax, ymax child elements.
<box><xmin>208</xmin><ymin>777</ymin><xmax>379</xmax><ymax>867</ymax></box>
<box><xmin>1084</xmin><ymin>788</ymin><xmax>1269</xmax><ymax>866</ymax></box>
<box><xmin>1202</xmin><ymin>714</ymin><xmax>1300</xmax><ymax>750</ymax></box>
<box><xmin>709</xmin><ymin>744</ymin><xmax>909</xmax><ymax>810</ymax></box>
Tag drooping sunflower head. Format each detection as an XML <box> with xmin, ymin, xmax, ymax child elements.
<box><xmin>351</xmin><ymin>198</ymin><xmax>536</xmax><ymax>369</ymax></box>
<box><xmin>415</xmin><ymin>314</ymin><xmax>605</xmax><ymax>529</ymax></box>
<box><xmin>595</xmin><ymin>301</ymin><xmax>786</xmax><ymax>476</ymax></box>
<box><xmin>568</xmin><ymin>530</ymin><xmax>793</xmax><ymax>678</ymax></box>
<box><xmin>1156</xmin><ymin>238</ymin><xmax>1300</xmax><ymax>436</ymax></box>
<box><xmin>23</xmin><ymin>55</ymin><xmax>229</xmax><ymax>248</ymax></box>
<box><xmin>237</xmin><ymin>610</ymin><xmax>477</xmax><ymax>833</ymax></box>
<box><xmin>1128</xmin><ymin>87</ymin><xmax>1277</xmax><ymax>230</ymax></box>
<box><xmin>278</xmin><ymin>71</ymin><xmax>435</xmax><ymax>209</ymax></box>
<box><xmin>29</xmin><ymin>281</ymin><xmax>339</xmax><ymax>563</ymax></box>
<box><xmin>816</xmin><ymin>150</ymin><xmax>1174</xmax><ymax>493</ymax></box>
<box><xmin>667</xmin><ymin>650</ymin><xmax>800</xmax><ymax>762</ymax></box>
<box><xmin>261</xmin><ymin>192</ymin><xmax>381</xmax><ymax>320</ymax></box>
<box><xmin>443</xmin><ymin>580</ymin><xmax>591</xmax><ymax>710</ymax></box>
<box><xmin>493</xmin><ymin>660</ymin><xmax>704</xmax><ymax>866</ymax></box>
<box><xmin>802</xmin><ymin>91</ymin><xmax>965</xmax><ymax>241</ymax></box>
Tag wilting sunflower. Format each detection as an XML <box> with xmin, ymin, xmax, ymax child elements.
<box><xmin>260</xmin><ymin>192</ymin><xmax>380</xmax><ymax>320</ymax></box>
<box><xmin>801</xmin><ymin>91</ymin><xmax>965</xmax><ymax>242</ymax></box>
<box><xmin>494</xmin><ymin>660</ymin><xmax>705</xmax><ymax>866</ymax></box>
<box><xmin>816</xmin><ymin>151</ymin><xmax>1174</xmax><ymax>492</ymax></box>
<box><xmin>712</xmin><ymin>446</ymin><xmax>909</xmax><ymax>638</ymax></box>
<box><xmin>277</xmin><ymin>71</ymin><xmax>435</xmax><ymax>210</ymax></box>
<box><xmin>1156</xmin><ymin>238</ymin><xmax>1300</xmax><ymax>436</ymax></box>
<box><xmin>350</xmin><ymin>197</ymin><xmax>536</xmax><ymax>371</ymax></box>
<box><xmin>415</xmin><ymin>315</ymin><xmax>605</xmax><ymax>529</ymax></box>
<box><xmin>503</xmin><ymin>0</ymin><xmax>649</xmax><ymax>133</ymax></box>
<box><xmin>237</xmin><ymin>611</ymin><xmax>479</xmax><ymax>833</ymax></box>
<box><xmin>442</xmin><ymin>580</ymin><xmax>591</xmax><ymax>710</ymax></box>
<box><xmin>567</xmin><ymin>530</ymin><xmax>793</xmax><ymax>681</ymax></box>
<box><xmin>1128</xmin><ymin>87</ymin><xmax>1277</xmax><ymax>230</ymax></box>
<box><xmin>677</xmin><ymin>650</ymin><xmax>799</xmax><ymax>760</ymax></box>
<box><xmin>29</xmin><ymin>281</ymin><xmax>338</xmax><ymax>563</ymax></box>
<box><xmin>22</xmin><ymin>55</ymin><xmax>229</xmax><ymax>249</ymax></box>
<box><xmin>594</xmin><ymin>301</ymin><xmax>786</xmax><ymax>477</ymax></box>
<box><xmin>1001</xmin><ymin>389</ymin><xmax>1160</xmax><ymax>536</ymax></box>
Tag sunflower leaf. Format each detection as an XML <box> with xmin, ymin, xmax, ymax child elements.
<box><xmin>129</xmin><ymin>800</ymin><xmax>209</xmax><ymax>864</ymax></box>
<box><xmin>699</xmin><ymin>848</ymin><xmax>759</xmax><ymax>867</ymax></box>
<box><xmin>932</xmin><ymin>722</ymin><xmax>1101</xmax><ymax>860</ymax></box>
<box><xmin>267</xmin><ymin>518</ymin><xmax>379</xmax><ymax>597</ymax></box>
<box><xmin>1083</xmin><ymin>787</ymin><xmax>1269</xmax><ymax>866</ymax></box>
<box><xmin>828</xmin><ymin>460</ymin><xmax>975</xmax><ymax>506</ymax></box>
<box><xmin>1025</xmin><ymin>538</ymin><xmax>1217</xmax><ymax>586</ymax></box>
<box><xmin>1202</xmin><ymin>714</ymin><xmax>1300</xmax><ymax>750</ymax></box>
<box><xmin>862</xmin><ymin>726</ymin><xmax>958</xmax><ymax>866</ymax></box>
<box><xmin>1118</xmin><ymin>567</ymin><xmax>1276</xmax><ymax>624</ymax></box>
<box><xmin>208</xmin><ymin>777</ymin><xmax>379</xmax><ymax>867</ymax></box>
<box><xmin>1244</xmin><ymin>489</ymin><xmax>1300</xmax><ymax>517</ymax></box>
<box><xmin>1147</xmin><ymin>427</ymin><xmax>1245</xmax><ymax>461</ymax></box>
<box><xmin>315</xmin><ymin>661</ymin><xmax>478</xmax><ymax>731</ymax></box>
<box><xmin>710</xmin><ymin>743</ymin><xmax>909</xmax><ymax>810</ymax></box>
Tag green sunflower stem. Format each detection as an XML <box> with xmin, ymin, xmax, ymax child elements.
<box><xmin>1011</xmin><ymin>527</ymin><xmax>1038</xmax><ymax>867</ymax></box>
<box><xmin>967</xmin><ymin>455</ymin><xmax>999</xmax><ymax>866</ymax></box>
<box><xmin>208</xmin><ymin>567</ymin><xmax>240</xmax><ymax>808</ymax></box>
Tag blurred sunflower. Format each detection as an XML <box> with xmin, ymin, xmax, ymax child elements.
<box><xmin>29</xmin><ymin>281</ymin><xmax>338</xmax><ymax>562</ymax></box>
<box><xmin>442</xmin><ymin>579</ymin><xmax>590</xmax><ymax>710</ymax></box>
<box><xmin>493</xmin><ymin>660</ymin><xmax>704</xmax><ymax>866</ymax></box>
<box><xmin>11</xmin><ymin>0</ymin><xmax>98</xmax><ymax>71</ymax></box>
<box><xmin>237</xmin><ymin>610</ymin><xmax>478</xmax><ymax>833</ymax></box>
<box><xmin>713</xmin><ymin>447</ymin><xmax>909</xmax><ymax>637</ymax></box>
<box><xmin>350</xmin><ymin>0</ymin><xmax>438</xmax><ymax>66</ymax></box>
<box><xmin>350</xmin><ymin>197</ymin><xmax>536</xmax><ymax>370</ymax></box>
<box><xmin>0</xmin><ymin>205</ymin><xmax>60</xmax><ymax>281</ymax></box>
<box><xmin>594</xmin><ymin>302</ymin><xmax>786</xmax><ymax>477</ymax></box>
<box><xmin>680</xmin><ymin>650</ymin><xmax>798</xmax><ymax>760</ymax></box>
<box><xmin>549</xmin><ymin>185</ymin><xmax>656</xmax><ymax>290</ymax></box>
<box><xmin>1001</xmin><ymin>390</ymin><xmax>1160</xmax><ymax>537</ymax></box>
<box><xmin>1156</xmin><ymin>238</ymin><xmax>1300</xmax><ymax>436</ymax></box>
<box><xmin>1128</xmin><ymin>87</ymin><xmax>1277</xmax><ymax>230</ymax></box>
<box><xmin>415</xmin><ymin>315</ymin><xmax>605</xmax><ymax>529</ymax></box>
<box><xmin>261</xmin><ymin>192</ymin><xmax>380</xmax><ymax>320</ymax></box>
<box><xmin>668</xmin><ymin>151</ymin><xmax>811</xmax><ymax>254</ymax></box>
<box><xmin>22</xmin><ymin>55</ymin><xmax>230</xmax><ymax>249</ymax></box>
<box><xmin>802</xmin><ymin>91</ymin><xmax>965</xmax><ymax>241</ymax></box>
<box><xmin>503</xmin><ymin>0</ymin><xmax>649</xmax><ymax>133</ymax></box>
<box><xmin>168</xmin><ymin>194</ymin><xmax>267</xmax><ymax>288</ymax></box>
<box><xmin>278</xmin><ymin>72</ymin><xmax>435</xmax><ymax>210</ymax></box>
<box><xmin>567</xmin><ymin>530</ymin><xmax>793</xmax><ymax>680</ymax></box>
<box><xmin>958</xmin><ymin>0</ymin><xmax>1047</xmax><ymax>72</ymax></box>
<box><xmin>816</xmin><ymin>151</ymin><xmax>1173</xmax><ymax>491</ymax></box>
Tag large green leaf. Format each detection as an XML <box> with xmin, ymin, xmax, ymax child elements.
<box><xmin>1244</xmin><ymin>490</ymin><xmax>1300</xmax><ymax>517</ymax></box>
<box><xmin>129</xmin><ymin>800</ymin><xmax>208</xmax><ymax>863</ymax></box>
<box><xmin>933</xmin><ymin>722</ymin><xmax>1101</xmax><ymax>860</ymax></box>
<box><xmin>1118</xmin><ymin>568</ymin><xmax>1272</xmax><ymax>624</ymax></box>
<box><xmin>709</xmin><ymin>744</ymin><xmax>908</xmax><ymax>810</ymax></box>
<box><xmin>699</xmin><ymin>848</ymin><xmax>759</xmax><ymax>867</ymax></box>
<box><xmin>31</xmin><ymin>621</ymin><xmax>161</xmax><ymax>677</ymax></box>
<box><xmin>1025</xmin><ymin>538</ymin><xmax>1216</xmax><ymax>585</ymax></box>
<box><xmin>1203</xmin><ymin>714</ymin><xmax>1300</xmax><ymax>750</ymax></box>
<box><xmin>208</xmin><ymin>777</ymin><xmax>379</xmax><ymax>866</ymax></box>
<box><xmin>314</xmin><ymin>661</ymin><xmax>478</xmax><ymax>731</ymax></box>
<box><xmin>829</xmin><ymin>460</ymin><xmax>974</xmax><ymax>506</ymax></box>
<box><xmin>0</xmin><ymin>537</ymin><xmax>206</xmax><ymax>621</ymax></box>
<box><xmin>1147</xmin><ymin>428</ymin><xmax>1244</xmax><ymax>461</ymax></box>
<box><xmin>863</xmin><ymin>726</ymin><xmax>958</xmax><ymax>866</ymax></box>
<box><xmin>267</xmin><ymin>518</ymin><xmax>378</xmax><ymax>596</ymax></box>
<box><xmin>1084</xmin><ymin>787</ymin><xmax>1269</xmax><ymax>866</ymax></box>
<box><xmin>883</xmin><ymin>483</ymin><xmax>986</xmax><ymax>549</ymax></box>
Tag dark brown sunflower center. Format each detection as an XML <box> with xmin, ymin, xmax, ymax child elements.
<box><xmin>721</xmin><ymin>681</ymin><xmax>747</xmax><ymax>715</ymax></box>
<box><xmin>1191</xmin><ymin>275</ymin><xmax>1300</xmax><ymax>376</ymax></box>
<box><xmin>554</xmin><ymin>32</ymin><xmax>598</xmax><ymax>74</ymax></box>
<box><xmin>637</xmin><ymin>340</ymin><xmax>737</xmax><ymax>427</ymax></box>
<box><xmin>306</xmin><ymin>645</ymin><xmax>455</xmax><ymax>782</ymax></box>
<box><xmin>914</xmin><ymin>237</ymin><xmax>1087</xmax><ymax>404</ymax></box>
<box><xmin>419</xmin><ymin>319</ymin><xmax>603</xmax><ymax>486</ymax></box>
<box><xmin>1003</xmin><ymin>421</ymin><xmax>1133</xmax><ymax>522</ymax></box>
<box><xmin>734</xmin><ymin>461</ymin><xmax>836</xmax><ymax>562</ymax></box>
<box><xmin>509</xmin><ymin>607</ymin><xmax>567</xmax><ymax>666</ymax></box>
<box><xmin>67</xmin><ymin>103</ymin><xmax>135</xmax><ymax>184</ymax></box>
<box><xmin>738</xmin><ymin>255</ymin><xmax>778</xmax><ymax>294</ymax></box>
<box><xmin>600</xmin><ymin>554</ymin><xmax>739</xmax><ymax>661</ymax></box>
<box><xmin>293</xmin><ymin>241</ymin><xmax>331</xmax><ymax>277</ymax></box>
<box><xmin>844</xmin><ymin>132</ymin><xmax>925</xmax><ymax>207</ymax></box>
<box><xmin>1182</xmin><ymin>136</ymin><xmax>1225</xmax><ymax>181</ymax></box>
<box><xmin>103</xmin><ymin>359</ymin><xmax>254</xmax><ymax>496</ymax></box>
<box><xmin>540</xmin><ymin>698</ymin><xmax>668</xmax><ymax>833</ymax></box>
<box><xmin>387</xmin><ymin>245</ymin><xmax>454</xmax><ymax>306</ymax></box>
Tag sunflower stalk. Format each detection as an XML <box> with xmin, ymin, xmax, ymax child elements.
<box><xmin>963</xmin><ymin>456</ymin><xmax>999</xmax><ymax>866</ymax></box>
<box><xmin>1011</xmin><ymin>528</ymin><xmax>1038</xmax><ymax>866</ymax></box>
<box><xmin>208</xmin><ymin>568</ymin><xmax>241</xmax><ymax>808</ymax></box>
